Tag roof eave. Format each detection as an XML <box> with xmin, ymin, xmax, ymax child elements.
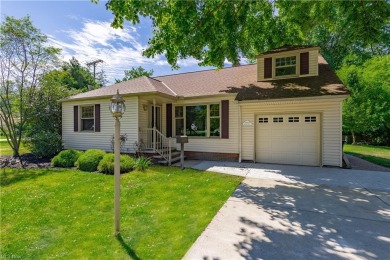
<box><xmin>60</xmin><ymin>91</ymin><xmax>176</xmax><ymax>103</ymax></box>
<box><xmin>256</xmin><ymin>46</ymin><xmax>321</xmax><ymax>58</ymax></box>
<box><xmin>237</xmin><ymin>94</ymin><xmax>350</xmax><ymax>103</ymax></box>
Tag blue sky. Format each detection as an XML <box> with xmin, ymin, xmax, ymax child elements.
<box><xmin>1</xmin><ymin>0</ymin><xmax>219</xmax><ymax>84</ymax></box>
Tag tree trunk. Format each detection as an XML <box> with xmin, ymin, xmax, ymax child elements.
<box><xmin>351</xmin><ymin>131</ymin><xmax>356</xmax><ymax>145</ymax></box>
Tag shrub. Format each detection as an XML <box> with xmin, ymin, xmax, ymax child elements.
<box><xmin>134</xmin><ymin>156</ymin><xmax>152</xmax><ymax>171</ymax></box>
<box><xmin>97</xmin><ymin>153</ymin><xmax>135</xmax><ymax>174</ymax></box>
<box><xmin>26</xmin><ymin>131</ymin><xmax>62</xmax><ymax>158</ymax></box>
<box><xmin>76</xmin><ymin>149</ymin><xmax>106</xmax><ymax>172</ymax></box>
<box><xmin>51</xmin><ymin>150</ymin><xmax>83</xmax><ymax>168</ymax></box>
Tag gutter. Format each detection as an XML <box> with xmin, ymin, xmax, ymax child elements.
<box><xmin>236</xmin><ymin>94</ymin><xmax>350</xmax><ymax>104</ymax></box>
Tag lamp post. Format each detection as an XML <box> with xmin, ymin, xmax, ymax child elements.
<box><xmin>110</xmin><ymin>90</ymin><xmax>126</xmax><ymax>236</ymax></box>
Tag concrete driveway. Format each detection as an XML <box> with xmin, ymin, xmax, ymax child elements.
<box><xmin>184</xmin><ymin>162</ymin><xmax>390</xmax><ymax>260</ymax></box>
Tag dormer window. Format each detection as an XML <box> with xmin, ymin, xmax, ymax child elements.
<box><xmin>257</xmin><ymin>45</ymin><xmax>319</xmax><ymax>81</ymax></box>
<box><xmin>275</xmin><ymin>56</ymin><xmax>296</xmax><ymax>76</ymax></box>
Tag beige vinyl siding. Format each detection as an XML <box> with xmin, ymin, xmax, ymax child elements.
<box><xmin>138</xmin><ymin>99</ymin><xmax>149</xmax><ymax>130</ymax></box>
<box><xmin>62</xmin><ymin>96</ymin><xmax>139</xmax><ymax>153</ymax></box>
<box><xmin>257</xmin><ymin>57</ymin><xmax>264</xmax><ymax>81</ymax></box>
<box><xmin>170</xmin><ymin>96</ymin><xmax>239</xmax><ymax>154</ymax></box>
<box><xmin>309</xmin><ymin>50</ymin><xmax>319</xmax><ymax>76</ymax></box>
<box><xmin>240</xmin><ymin>97</ymin><xmax>344</xmax><ymax>167</ymax></box>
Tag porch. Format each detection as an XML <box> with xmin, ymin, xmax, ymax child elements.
<box><xmin>137</xmin><ymin>96</ymin><xmax>181</xmax><ymax>165</ymax></box>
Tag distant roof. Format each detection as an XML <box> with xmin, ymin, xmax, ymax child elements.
<box><xmin>258</xmin><ymin>44</ymin><xmax>319</xmax><ymax>56</ymax></box>
<box><xmin>64</xmin><ymin>53</ymin><xmax>348</xmax><ymax>102</ymax></box>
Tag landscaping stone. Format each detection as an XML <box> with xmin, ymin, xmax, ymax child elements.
<box><xmin>0</xmin><ymin>154</ymin><xmax>51</xmax><ymax>169</ymax></box>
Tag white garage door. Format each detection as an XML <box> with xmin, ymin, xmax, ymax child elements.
<box><xmin>256</xmin><ymin>114</ymin><xmax>320</xmax><ymax>166</ymax></box>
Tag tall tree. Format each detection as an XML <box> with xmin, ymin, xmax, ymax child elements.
<box><xmin>338</xmin><ymin>55</ymin><xmax>390</xmax><ymax>144</ymax></box>
<box><xmin>101</xmin><ymin>0</ymin><xmax>389</xmax><ymax>69</ymax></box>
<box><xmin>0</xmin><ymin>16</ymin><xmax>60</xmax><ymax>157</ymax></box>
<box><xmin>115</xmin><ymin>66</ymin><xmax>154</xmax><ymax>83</ymax></box>
<box><xmin>25</xmin><ymin>72</ymin><xmax>80</xmax><ymax>158</ymax></box>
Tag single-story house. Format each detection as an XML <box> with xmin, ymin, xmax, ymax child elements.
<box><xmin>61</xmin><ymin>45</ymin><xmax>349</xmax><ymax>167</ymax></box>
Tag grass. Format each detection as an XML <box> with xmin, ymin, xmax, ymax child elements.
<box><xmin>0</xmin><ymin>166</ymin><xmax>242</xmax><ymax>259</ymax></box>
<box><xmin>344</xmin><ymin>144</ymin><xmax>390</xmax><ymax>168</ymax></box>
<box><xmin>0</xmin><ymin>140</ymin><xmax>29</xmax><ymax>156</ymax></box>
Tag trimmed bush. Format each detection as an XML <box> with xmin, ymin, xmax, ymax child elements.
<box><xmin>134</xmin><ymin>156</ymin><xmax>152</xmax><ymax>171</ymax></box>
<box><xmin>76</xmin><ymin>149</ymin><xmax>106</xmax><ymax>172</ymax></box>
<box><xmin>51</xmin><ymin>150</ymin><xmax>83</xmax><ymax>168</ymax></box>
<box><xmin>97</xmin><ymin>153</ymin><xmax>135</xmax><ymax>174</ymax></box>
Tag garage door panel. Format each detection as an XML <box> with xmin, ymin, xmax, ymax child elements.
<box><xmin>256</xmin><ymin>114</ymin><xmax>320</xmax><ymax>166</ymax></box>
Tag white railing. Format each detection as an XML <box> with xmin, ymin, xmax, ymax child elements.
<box><xmin>139</xmin><ymin>128</ymin><xmax>173</xmax><ymax>165</ymax></box>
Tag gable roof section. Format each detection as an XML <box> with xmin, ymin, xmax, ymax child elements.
<box><xmin>223</xmin><ymin>56</ymin><xmax>349</xmax><ymax>101</ymax></box>
<box><xmin>63</xmin><ymin>76</ymin><xmax>176</xmax><ymax>101</ymax></box>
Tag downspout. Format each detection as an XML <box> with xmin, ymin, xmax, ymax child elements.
<box><xmin>238</xmin><ymin>102</ymin><xmax>242</xmax><ymax>163</ymax></box>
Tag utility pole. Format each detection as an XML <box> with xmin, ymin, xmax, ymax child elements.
<box><xmin>87</xmin><ymin>59</ymin><xmax>103</xmax><ymax>80</ymax></box>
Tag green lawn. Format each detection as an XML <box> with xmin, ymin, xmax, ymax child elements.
<box><xmin>1</xmin><ymin>166</ymin><xmax>242</xmax><ymax>259</ymax></box>
<box><xmin>0</xmin><ymin>140</ymin><xmax>29</xmax><ymax>156</ymax></box>
<box><xmin>344</xmin><ymin>144</ymin><xmax>390</xmax><ymax>168</ymax></box>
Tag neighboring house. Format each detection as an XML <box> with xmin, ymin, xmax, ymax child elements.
<box><xmin>61</xmin><ymin>45</ymin><xmax>349</xmax><ymax>167</ymax></box>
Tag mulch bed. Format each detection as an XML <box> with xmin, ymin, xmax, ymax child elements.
<box><xmin>0</xmin><ymin>154</ymin><xmax>52</xmax><ymax>169</ymax></box>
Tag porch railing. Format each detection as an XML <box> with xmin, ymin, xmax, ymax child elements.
<box><xmin>139</xmin><ymin>128</ymin><xmax>173</xmax><ymax>165</ymax></box>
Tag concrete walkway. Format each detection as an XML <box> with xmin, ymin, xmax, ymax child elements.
<box><xmin>345</xmin><ymin>154</ymin><xmax>390</xmax><ymax>172</ymax></box>
<box><xmin>184</xmin><ymin>162</ymin><xmax>390</xmax><ymax>260</ymax></box>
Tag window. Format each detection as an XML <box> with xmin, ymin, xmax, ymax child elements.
<box><xmin>273</xmin><ymin>117</ymin><xmax>283</xmax><ymax>123</ymax></box>
<box><xmin>288</xmin><ymin>117</ymin><xmax>299</xmax><ymax>122</ymax></box>
<box><xmin>175</xmin><ymin>106</ymin><xmax>184</xmax><ymax>135</ymax></box>
<box><xmin>259</xmin><ymin>117</ymin><xmax>268</xmax><ymax>123</ymax></box>
<box><xmin>174</xmin><ymin>104</ymin><xmax>220</xmax><ymax>137</ymax></box>
<box><xmin>209</xmin><ymin>104</ymin><xmax>220</xmax><ymax>136</ymax></box>
<box><xmin>275</xmin><ymin>56</ymin><xmax>296</xmax><ymax>76</ymax></box>
<box><xmin>186</xmin><ymin>105</ymin><xmax>207</xmax><ymax>136</ymax></box>
<box><xmin>305</xmin><ymin>116</ymin><xmax>317</xmax><ymax>122</ymax></box>
<box><xmin>81</xmin><ymin>106</ymin><xmax>94</xmax><ymax>131</ymax></box>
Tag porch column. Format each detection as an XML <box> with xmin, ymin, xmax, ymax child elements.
<box><xmin>153</xmin><ymin>98</ymin><xmax>156</xmax><ymax>151</ymax></box>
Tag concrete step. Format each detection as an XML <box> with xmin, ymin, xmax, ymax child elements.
<box><xmin>158</xmin><ymin>156</ymin><xmax>187</xmax><ymax>165</ymax></box>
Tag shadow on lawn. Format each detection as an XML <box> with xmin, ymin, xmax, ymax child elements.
<box><xmin>116</xmin><ymin>234</ymin><xmax>142</xmax><ymax>260</ymax></box>
<box><xmin>0</xmin><ymin>168</ymin><xmax>53</xmax><ymax>187</ymax></box>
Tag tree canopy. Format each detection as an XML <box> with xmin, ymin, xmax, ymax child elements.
<box><xmin>115</xmin><ymin>66</ymin><xmax>154</xmax><ymax>83</ymax></box>
<box><xmin>103</xmin><ymin>0</ymin><xmax>389</xmax><ymax>69</ymax></box>
<box><xmin>338</xmin><ymin>55</ymin><xmax>390</xmax><ymax>144</ymax></box>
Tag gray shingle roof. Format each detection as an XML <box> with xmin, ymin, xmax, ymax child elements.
<box><xmin>64</xmin><ymin>54</ymin><xmax>349</xmax><ymax>102</ymax></box>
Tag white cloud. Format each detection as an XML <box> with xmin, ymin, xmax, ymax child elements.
<box><xmin>49</xmin><ymin>19</ymin><xmax>210</xmax><ymax>84</ymax></box>
<box><xmin>48</xmin><ymin>19</ymin><xmax>168</xmax><ymax>83</ymax></box>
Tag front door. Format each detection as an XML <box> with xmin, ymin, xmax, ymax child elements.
<box><xmin>150</xmin><ymin>106</ymin><xmax>162</xmax><ymax>131</ymax></box>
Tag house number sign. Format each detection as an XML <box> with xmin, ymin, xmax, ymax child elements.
<box><xmin>242</xmin><ymin>120</ymin><xmax>253</xmax><ymax>127</ymax></box>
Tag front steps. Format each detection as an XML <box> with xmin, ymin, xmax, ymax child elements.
<box><xmin>143</xmin><ymin>147</ymin><xmax>186</xmax><ymax>165</ymax></box>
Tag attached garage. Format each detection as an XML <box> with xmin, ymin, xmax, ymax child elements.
<box><xmin>256</xmin><ymin>113</ymin><xmax>321</xmax><ymax>166</ymax></box>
